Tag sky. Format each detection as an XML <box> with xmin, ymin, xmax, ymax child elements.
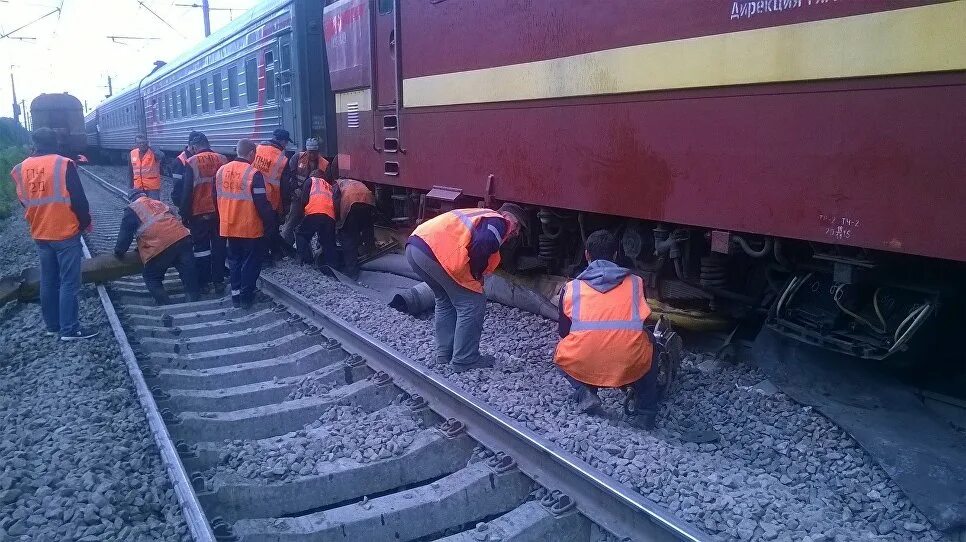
<box><xmin>0</xmin><ymin>0</ymin><xmax>261</xmax><ymax>123</ymax></box>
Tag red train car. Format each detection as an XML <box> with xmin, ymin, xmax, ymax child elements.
<box><xmin>323</xmin><ymin>0</ymin><xmax>966</xmax><ymax>360</ymax></box>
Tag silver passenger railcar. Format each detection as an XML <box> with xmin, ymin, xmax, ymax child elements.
<box><xmin>90</xmin><ymin>0</ymin><xmax>334</xmax><ymax>163</ymax></box>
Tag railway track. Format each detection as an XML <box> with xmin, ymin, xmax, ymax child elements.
<box><xmin>77</xmin><ymin>168</ymin><xmax>705</xmax><ymax>541</ymax></box>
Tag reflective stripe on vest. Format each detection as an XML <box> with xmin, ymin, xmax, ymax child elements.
<box><xmin>131</xmin><ymin>148</ymin><xmax>161</xmax><ymax>190</ymax></box>
<box><xmin>216</xmin><ymin>162</ymin><xmax>264</xmax><ymax>238</ymax></box>
<box><xmin>252</xmin><ymin>144</ymin><xmax>287</xmax><ymax>211</ymax></box>
<box><xmin>188</xmin><ymin>151</ymin><xmax>228</xmax><ymax>216</ymax></box>
<box><xmin>130</xmin><ymin>196</ymin><xmax>189</xmax><ymax>263</ymax></box>
<box><xmin>10</xmin><ymin>155</ymin><xmax>80</xmax><ymax>241</ymax></box>
<box><xmin>411</xmin><ymin>208</ymin><xmax>505</xmax><ymax>294</ymax></box>
<box><xmin>304</xmin><ymin>177</ymin><xmax>335</xmax><ymax>218</ymax></box>
<box><xmin>553</xmin><ymin>273</ymin><xmax>653</xmax><ymax>388</ymax></box>
<box><xmin>570</xmin><ymin>275</ymin><xmax>645</xmax><ymax>331</ymax></box>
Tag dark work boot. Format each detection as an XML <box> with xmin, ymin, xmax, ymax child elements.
<box><xmin>575</xmin><ymin>387</ymin><xmax>603</xmax><ymax>414</ymax></box>
<box><xmin>628</xmin><ymin>409</ymin><xmax>658</xmax><ymax>430</ymax></box>
<box><xmin>451</xmin><ymin>354</ymin><xmax>495</xmax><ymax>373</ymax></box>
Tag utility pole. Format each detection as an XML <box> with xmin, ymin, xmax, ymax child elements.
<box><xmin>105</xmin><ymin>75</ymin><xmax>113</xmax><ymax>98</ymax></box>
<box><xmin>20</xmin><ymin>100</ymin><xmax>28</xmax><ymax>131</ymax></box>
<box><xmin>10</xmin><ymin>71</ymin><xmax>20</xmax><ymax>129</ymax></box>
<box><xmin>202</xmin><ymin>0</ymin><xmax>211</xmax><ymax>36</ymax></box>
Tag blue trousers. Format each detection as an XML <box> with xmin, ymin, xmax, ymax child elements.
<box><xmin>406</xmin><ymin>245</ymin><xmax>487</xmax><ymax>366</ymax></box>
<box><xmin>226</xmin><ymin>237</ymin><xmax>265</xmax><ymax>304</ymax></box>
<box><xmin>36</xmin><ymin>234</ymin><xmax>83</xmax><ymax>334</ymax></box>
<box><xmin>188</xmin><ymin>214</ymin><xmax>226</xmax><ymax>287</ymax></box>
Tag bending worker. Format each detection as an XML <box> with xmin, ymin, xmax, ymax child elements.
<box><xmin>129</xmin><ymin>134</ymin><xmax>164</xmax><ymax>200</ymax></box>
<box><xmin>406</xmin><ymin>204</ymin><xmax>523</xmax><ymax>372</ymax></box>
<box><xmin>252</xmin><ymin>128</ymin><xmax>294</xmax><ymax>263</ymax></box>
<box><xmin>335</xmin><ymin>178</ymin><xmax>376</xmax><ymax>279</ymax></box>
<box><xmin>10</xmin><ymin>128</ymin><xmax>97</xmax><ymax>341</ymax></box>
<box><xmin>554</xmin><ymin>229</ymin><xmax>659</xmax><ymax>429</ymax></box>
<box><xmin>295</xmin><ymin>169</ymin><xmax>340</xmax><ymax>269</ymax></box>
<box><xmin>114</xmin><ymin>190</ymin><xmax>200</xmax><ymax>305</ymax></box>
<box><xmin>282</xmin><ymin>137</ymin><xmax>328</xmax><ymax>246</ymax></box>
<box><xmin>180</xmin><ymin>132</ymin><xmax>228</xmax><ymax>294</ymax></box>
<box><xmin>216</xmin><ymin>139</ymin><xmax>275</xmax><ymax>309</ymax></box>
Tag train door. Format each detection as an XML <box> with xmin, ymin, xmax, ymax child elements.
<box><xmin>372</xmin><ymin>0</ymin><xmax>397</xmax><ymax>108</ymax></box>
<box><xmin>276</xmin><ymin>33</ymin><xmax>296</xmax><ymax>139</ymax></box>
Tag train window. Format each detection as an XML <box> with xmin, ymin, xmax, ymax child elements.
<box><xmin>179</xmin><ymin>88</ymin><xmax>188</xmax><ymax>118</ymax></box>
<box><xmin>378</xmin><ymin>0</ymin><xmax>392</xmax><ymax>14</ymax></box>
<box><xmin>166</xmin><ymin>93</ymin><xmax>173</xmax><ymax>119</ymax></box>
<box><xmin>280</xmin><ymin>43</ymin><xmax>291</xmax><ymax>72</ymax></box>
<box><xmin>212</xmin><ymin>71</ymin><xmax>223</xmax><ymax>111</ymax></box>
<box><xmin>228</xmin><ymin>66</ymin><xmax>239</xmax><ymax>107</ymax></box>
<box><xmin>245</xmin><ymin>57</ymin><xmax>258</xmax><ymax>105</ymax></box>
<box><xmin>200</xmin><ymin>77</ymin><xmax>210</xmax><ymax>113</ymax></box>
<box><xmin>152</xmin><ymin>98</ymin><xmax>160</xmax><ymax>122</ymax></box>
<box><xmin>264</xmin><ymin>51</ymin><xmax>276</xmax><ymax>102</ymax></box>
<box><xmin>189</xmin><ymin>83</ymin><xmax>199</xmax><ymax>115</ymax></box>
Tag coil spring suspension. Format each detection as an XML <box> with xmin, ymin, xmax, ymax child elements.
<box><xmin>537</xmin><ymin>208</ymin><xmax>562</xmax><ymax>268</ymax></box>
<box><xmin>700</xmin><ymin>254</ymin><xmax>728</xmax><ymax>288</ymax></box>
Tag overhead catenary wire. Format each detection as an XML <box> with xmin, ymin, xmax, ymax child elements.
<box><xmin>136</xmin><ymin>0</ymin><xmax>185</xmax><ymax>38</ymax></box>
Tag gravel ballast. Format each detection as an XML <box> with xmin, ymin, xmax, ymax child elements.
<box><xmin>0</xmin><ymin>290</ymin><xmax>190</xmax><ymax>541</ymax></box>
<box><xmin>0</xmin><ymin>215</ymin><xmax>36</xmax><ymax>279</ymax></box>
<box><xmin>1</xmin><ymin>188</ymin><xmax>190</xmax><ymax>539</ymax></box>
<box><xmin>265</xmin><ymin>262</ymin><xmax>943</xmax><ymax>542</ymax></box>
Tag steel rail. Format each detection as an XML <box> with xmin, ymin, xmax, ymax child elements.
<box><xmin>259</xmin><ymin>277</ymin><xmax>707</xmax><ymax>542</ymax></box>
<box><xmin>78</xmin><ymin>235</ymin><xmax>216</xmax><ymax>542</ymax></box>
<box><xmin>81</xmin><ymin>165</ymin><xmax>706</xmax><ymax>541</ymax></box>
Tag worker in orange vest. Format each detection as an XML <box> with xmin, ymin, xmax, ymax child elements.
<box><xmin>252</xmin><ymin>128</ymin><xmax>295</xmax><ymax>263</ymax></box>
<box><xmin>554</xmin><ymin>230</ymin><xmax>659</xmax><ymax>429</ymax></box>
<box><xmin>406</xmin><ymin>204</ymin><xmax>525</xmax><ymax>372</ymax></box>
<box><xmin>180</xmin><ymin>132</ymin><xmax>229</xmax><ymax>294</ymax></box>
<box><xmin>294</xmin><ymin>168</ymin><xmax>340</xmax><ymax>269</ymax></box>
<box><xmin>129</xmin><ymin>134</ymin><xmax>164</xmax><ymax>200</ymax></box>
<box><xmin>114</xmin><ymin>190</ymin><xmax>200</xmax><ymax>305</ymax></box>
<box><xmin>9</xmin><ymin>128</ymin><xmax>97</xmax><ymax>340</ymax></box>
<box><xmin>170</xmin><ymin>131</ymin><xmax>201</xmax><ymax>214</ymax></box>
<box><xmin>282</xmin><ymin>137</ymin><xmax>328</xmax><ymax>246</ymax></box>
<box><xmin>335</xmin><ymin>178</ymin><xmax>376</xmax><ymax>279</ymax></box>
<box><xmin>216</xmin><ymin>139</ymin><xmax>276</xmax><ymax>309</ymax></box>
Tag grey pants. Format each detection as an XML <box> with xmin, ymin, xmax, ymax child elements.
<box><xmin>280</xmin><ymin>188</ymin><xmax>304</xmax><ymax>246</ymax></box>
<box><xmin>406</xmin><ymin>245</ymin><xmax>486</xmax><ymax>366</ymax></box>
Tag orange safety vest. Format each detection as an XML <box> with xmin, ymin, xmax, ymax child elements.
<box><xmin>187</xmin><ymin>150</ymin><xmax>228</xmax><ymax>216</ymax></box>
<box><xmin>177</xmin><ymin>151</ymin><xmax>189</xmax><ymax>166</ymax></box>
<box><xmin>554</xmin><ymin>274</ymin><xmax>653</xmax><ymax>388</ymax></box>
<box><xmin>295</xmin><ymin>152</ymin><xmax>329</xmax><ymax>183</ymax></box>
<box><xmin>304</xmin><ymin>176</ymin><xmax>335</xmax><ymax>219</ymax></box>
<box><xmin>252</xmin><ymin>143</ymin><xmax>287</xmax><ymax>212</ymax></box>
<box><xmin>10</xmin><ymin>155</ymin><xmax>80</xmax><ymax>241</ymax></box>
<box><xmin>336</xmin><ymin>178</ymin><xmax>375</xmax><ymax>229</ymax></box>
<box><xmin>411</xmin><ymin>208</ymin><xmax>507</xmax><ymax>294</ymax></box>
<box><xmin>129</xmin><ymin>196</ymin><xmax>190</xmax><ymax>263</ymax></box>
<box><xmin>130</xmin><ymin>148</ymin><xmax>161</xmax><ymax>191</ymax></box>
<box><xmin>216</xmin><ymin>161</ymin><xmax>264</xmax><ymax>239</ymax></box>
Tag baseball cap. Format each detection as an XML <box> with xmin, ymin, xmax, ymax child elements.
<box><xmin>186</xmin><ymin>131</ymin><xmax>202</xmax><ymax>144</ymax></box>
<box><xmin>189</xmin><ymin>132</ymin><xmax>209</xmax><ymax>146</ymax></box>
<box><xmin>272</xmin><ymin>128</ymin><xmax>292</xmax><ymax>143</ymax></box>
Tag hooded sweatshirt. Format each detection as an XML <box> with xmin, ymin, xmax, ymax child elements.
<box><xmin>557</xmin><ymin>259</ymin><xmax>634</xmax><ymax>337</ymax></box>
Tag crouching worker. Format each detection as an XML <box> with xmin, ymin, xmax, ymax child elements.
<box><xmin>295</xmin><ymin>169</ymin><xmax>340</xmax><ymax>269</ymax></box>
<box><xmin>114</xmin><ymin>190</ymin><xmax>200</xmax><ymax>305</ymax></box>
<box><xmin>406</xmin><ymin>204</ymin><xmax>524</xmax><ymax>372</ymax></box>
<box><xmin>336</xmin><ymin>178</ymin><xmax>376</xmax><ymax>279</ymax></box>
<box><xmin>554</xmin><ymin>229</ymin><xmax>659</xmax><ymax>429</ymax></box>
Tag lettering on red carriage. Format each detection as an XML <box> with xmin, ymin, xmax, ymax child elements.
<box><xmin>819</xmin><ymin>213</ymin><xmax>859</xmax><ymax>241</ymax></box>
